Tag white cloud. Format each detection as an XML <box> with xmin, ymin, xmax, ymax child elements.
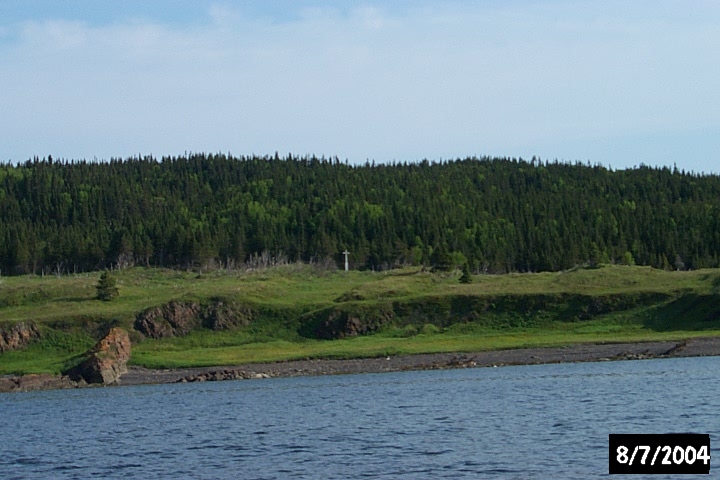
<box><xmin>1</xmin><ymin>1</ymin><xmax>719</xmax><ymax>171</ymax></box>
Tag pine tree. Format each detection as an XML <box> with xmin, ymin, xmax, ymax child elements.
<box><xmin>96</xmin><ymin>270</ymin><xmax>119</xmax><ymax>301</ymax></box>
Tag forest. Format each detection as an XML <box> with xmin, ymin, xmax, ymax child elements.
<box><xmin>1</xmin><ymin>154</ymin><xmax>719</xmax><ymax>276</ymax></box>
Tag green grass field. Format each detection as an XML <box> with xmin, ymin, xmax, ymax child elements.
<box><xmin>2</xmin><ymin>264</ymin><xmax>720</xmax><ymax>374</ymax></box>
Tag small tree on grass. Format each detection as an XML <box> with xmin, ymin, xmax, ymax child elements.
<box><xmin>96</xmin><ymin>270</ymin><xmax>119</xmax><ymax>301</ymax></box>
<box><xmin>459</xmin><ymin>263</ymin><xmax>472</xmax><ymax>284</ymax></box>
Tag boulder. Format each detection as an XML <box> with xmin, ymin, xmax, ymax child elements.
<box><xmin>0</xmin><ymin>374</ymin><xmax>81</xmax><ymax>393</ymax></box>
<box><xmin>0</xmin><ymin>321</ymin><xmax>41</xmax><ymax>352</ymax></box>
<box><xmin>134</xmin><ymin>301</ymin><xmax>201</xmax><ymax>338</ymax></box>
<box><xmin>67</xmin><ymin>327</ymin><xmax>131</xmax><ymax>385</ymax></box>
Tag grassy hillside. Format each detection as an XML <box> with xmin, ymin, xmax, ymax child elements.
<box><xmin>1</xmin><ymin>264</ymin><xmax>720</xmax><ymax>374</ymax></box>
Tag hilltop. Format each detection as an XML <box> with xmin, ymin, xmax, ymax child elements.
<box><xmin>2</xmin><ymin>155</ymin><xmax>720</xmax><ymax>276</ymax></box>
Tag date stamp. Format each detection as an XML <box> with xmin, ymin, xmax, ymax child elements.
<box><xmin>609</xmin><ymin>434</ymin><xmax>711</xmax><ymax>474</ymax></box>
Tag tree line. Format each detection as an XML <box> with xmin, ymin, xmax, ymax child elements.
<box><xmin>1</xmin><ymin>153</ymin><xmax>719</xmax><ymax>275</ymax></box>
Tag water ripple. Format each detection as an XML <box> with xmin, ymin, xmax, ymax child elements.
<box><xmin>1</xmin><ymin>356</ymin><xmax>719</xmax><ymax>479</ymax></box>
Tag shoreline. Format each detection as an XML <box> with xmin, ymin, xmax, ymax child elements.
<box><xmin>3</xmin><ymin>337</ymin><xmax>720</xmax><ymax>393</ymax></box>
<box><xmin>117</xmin><ymin>336</ymin><xmax>720</xmax><ymax>385</ymax></box>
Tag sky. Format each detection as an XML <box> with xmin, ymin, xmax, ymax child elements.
<box><xmin>1</xmin><ymin>0</ymin><xmax>719</xmax><ymax>173</ymax></box>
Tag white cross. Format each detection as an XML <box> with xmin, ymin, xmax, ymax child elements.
<box><xmin>343</xmin><ymin>250</ymin><xmax>350</xmax><ymax>271</ymax></box>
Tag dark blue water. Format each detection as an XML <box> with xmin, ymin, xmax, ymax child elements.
<box><xmin>1</xmin><ymin>356</ymin><xmax>718</xmax><ymax>479</ymax></box>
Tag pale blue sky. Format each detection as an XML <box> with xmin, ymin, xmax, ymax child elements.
<box><xmin>1</xmin><ymin>1</ymin><xmax>719</xmax><ymax>173</ymax></box>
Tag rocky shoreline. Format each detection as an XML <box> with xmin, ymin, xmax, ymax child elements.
<box><xmin>3</xmin><ymin>337</ymin><xmax>720</xmax><ymax>393</ymax></box>
<box><xmin>130</xmin><ymin>337</ymin><xmax>720</xmax><ymax>384</ymax></box>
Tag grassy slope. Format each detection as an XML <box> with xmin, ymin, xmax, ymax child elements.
<box><xmin>1</xmin><ymin>265</ymin><xmax>720</xmax><ymax>374</ymax></box>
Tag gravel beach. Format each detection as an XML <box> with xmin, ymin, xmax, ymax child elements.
<box><xmin>4</xmin><ymin>337</ymin><xmax>719</xmax><ymax>393</ymax></box>
<box><xmin>120</xmin><ymin>336</ymin><xmax>720</xmax><ymax>386</ymax></box>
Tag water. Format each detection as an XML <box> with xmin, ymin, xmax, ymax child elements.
<box><xmin>1</xmin><ymin>356</ymin><xmax>719</xmax><ymax>479</ymax></box>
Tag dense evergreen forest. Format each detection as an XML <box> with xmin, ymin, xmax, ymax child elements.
<box><xmin>1</xmin><ymin>154</ymin><xmax>719</xmax><ymax>276</ymax></box>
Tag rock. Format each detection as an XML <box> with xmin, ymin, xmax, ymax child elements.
<box><xmin>315</xmin><ymin>308</ymin><xmax>394</xmax><ymax>339</ymax></box>
<box><xmin>134</xmin><ymin>299</ymin><xmax>253</xmax><ymax>337</ymax></box>
<box><xmin>663</xmin><ymin>340</ymin><xmax>688</xmax><ymax>356</ymax></box>
<box><xmin>0</xmin><ymin>321</ymin><xmax>41</xmax><ymax>352</ymax></box>
<box><xmin>16</xmin><ymin>374</ymin><xmax>80</xmax><ymax>391</ymax></box>
<box><xmin>174</xmin><ymin>368</ymin><xmax>271</xmax><ymax>383</ymax></box>
<box><xmin>447</xmin><ymin>355</ymin><xmax>477</xmax><ymax>368</ymax></box>
<box><xmin>0</xmin><ymin>377</ymin><xmax>18</xmax><ymax>392</ymax></box>
<box><xmin>66</xmin><ymin>327</ymin><xmax>131</xmax><ymax>385</ymax></box>
<box><xmin>134</xmin><ymin>301</ymin><xmax>201</xmax><ymax>338</ymax></box>
<box><xmin>202</xmin><ymin>301</ymin><xmax>253</xmax><ymax>330</ymax></box>
<box><xmin>611</xmin><ymin>350</ymin><xmax>655</xmax><ymax>361</ymax></box>
<box><xmin>0</xmin><ymin>374</ymin><xmax>81</xmax><ymax>393</ymax></box>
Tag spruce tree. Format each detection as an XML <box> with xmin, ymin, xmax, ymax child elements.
<box><xmin>431</xmin><ymin>244</ymin><xmax>453</xmax><ymax>272</ymax></box>
<box><xmin>96</xmin><ymin>270</ymin><xmax>119</xmax><ymax>301</ymax></box>
<box><xmin>459</xmin><ymin>263</ymin><xmax>472</xmax><ymax>284</ymax></box>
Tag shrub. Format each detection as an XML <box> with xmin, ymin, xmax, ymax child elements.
<box><xmin>421</xmin><ymin>323</ymin><xmax>440</xmax><ymax>335</ymax></box>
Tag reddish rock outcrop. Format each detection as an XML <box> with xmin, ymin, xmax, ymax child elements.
<box><xmin>315</xmin><ymin>307</ymin><xmax>394</xmax><ymax>339</ymax></box>
<box><xmin>134</xmin><ymin>301</ymin><xmax>201</xmax><ymax>338</ymax></box>
<box><xmin>67</xmin><ymin>327</ymin><xmax>131</xmax><ymax>385</ymax></box>
<box><xmin>133</xmin><ymin>300</ymin><xmax>253</xmax><ymax>337</ymax></box>
<box><xmin>202</xmin><ymin>301</ymin><xmax>253</xmax><ymax>330</ymax></box>
<box><xmin>0</xmin><ymin>321</ymin><xmax>41</xmax><ymax>352</ymax></box>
